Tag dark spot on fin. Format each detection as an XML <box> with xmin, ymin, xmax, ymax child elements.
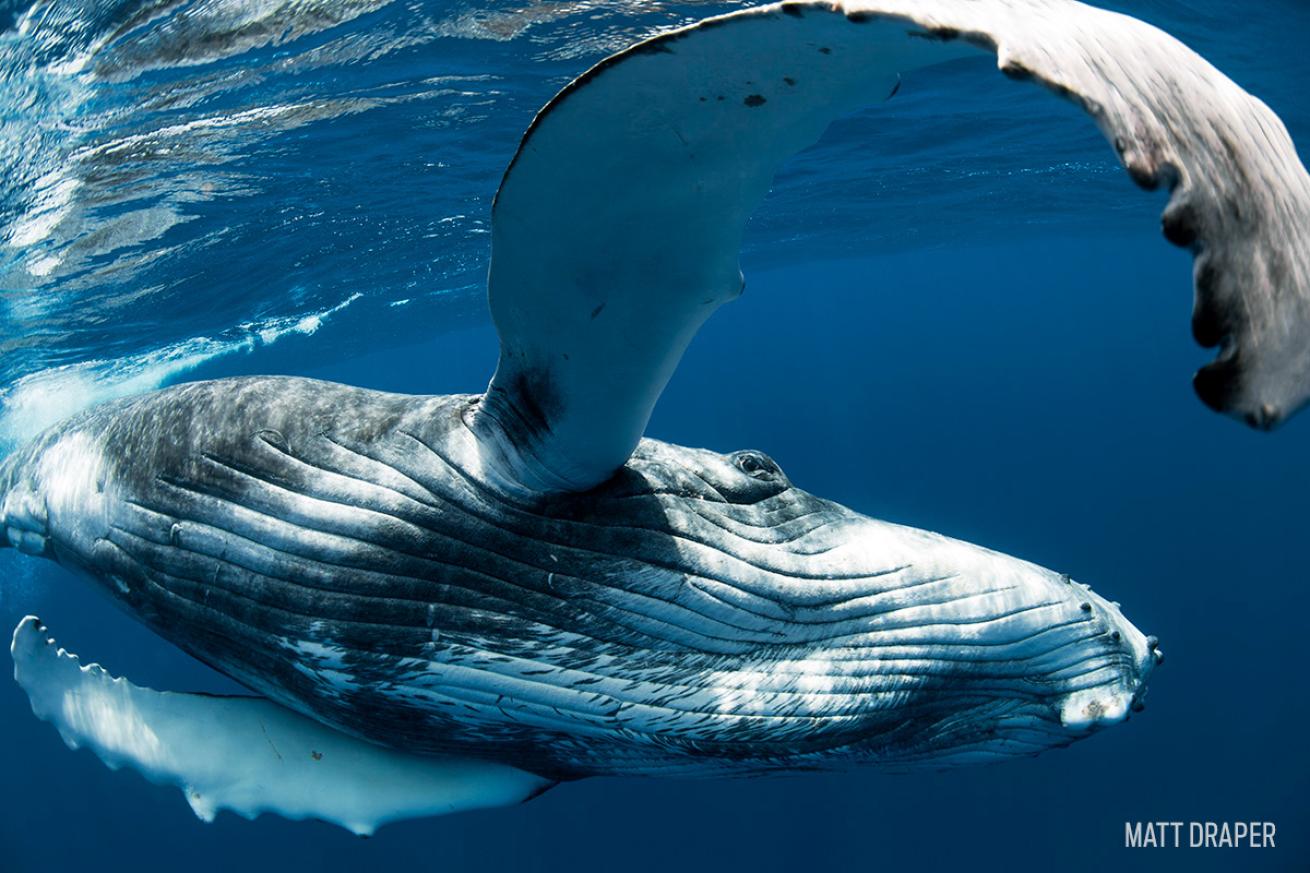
<box><xmin>910</xmin><ymin>26</ymin><xmax>960</xmax><ymax>41</ymax></box>
<box><xmin>818</xmin><ymin>46</ymin><xmax>831</xmax><ymax>54</ymax></box>
<box><xmin>783</xmin><ymin>76</ymin><xmax>796</xmax><ymax>87</ymax></box>
<box><xmin>1126</xmin><ymin>162</ymin><xmax>1160</xmax><ymax>191</ymax></box>
<box><xmin>1162</xmin><ymin>201</ymin><xmax>1199</xmax><ymax>249</ymax></box>
<box><xmin>886</xmin><ymin>75</ymin><xmax>902</xmax><ymax>101</ymax></box>
<box><xmin>781</xmin><ymin>4</ymin><xmax>804</xmax><ymax>17</ymax></box>
<box><xmin>744</xmin><ymin>94</ymin><xmax>767</xmax><ymax>107</ymax></box>
<box><xmin>590</xmin><ymin>302</ymin><xmax>606</xmax><ymax>319</ymax></box>
<box><xmin>1002</xmin><ymin>62</ymin><xmax>1034</xmax><ymax>81</ymax></box>
<box><xmin>846</xmin><ymin>10</ymin><xmax>876</xmax><ymax>23</ymax></box>
<box><xmin>1191</xmin><ymin>260</ymin><xmax>1228</xmax><ymax>347</ymax></box>
<box><xmin>508</xmin><ymin>369</ymin><xmax>563</xmax><ymax>438</ymax></box>
<box><xmin>1193</xmin><ymin>354</ymin><xmax>1244</xmax><ymax>416</ymax></box>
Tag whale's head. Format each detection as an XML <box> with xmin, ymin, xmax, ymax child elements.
<box><xmin>772</xmin><ymin>505</ymin><xmax>1164</xmax><ymax>767</ymax></box>
<box><xmin>622</xmin><ymin>441</ymin><xmax>1163</xmax><ymax>770</ymax></box>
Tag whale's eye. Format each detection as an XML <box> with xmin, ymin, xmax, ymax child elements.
<box><xmin>731</xmin><ymin>450</ymin><xmax>782</xmax><ymax>480</ymax></box>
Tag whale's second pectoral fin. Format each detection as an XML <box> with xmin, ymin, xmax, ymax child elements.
<box><xmin>476</xmin><ymin>0</ymin><xmax>1310</xmax><ymax>495</ymax></box>
<box><xmin>10</xmin><ymin>616</ymin><xmax>556</xmax><ymax>835</ymax></box>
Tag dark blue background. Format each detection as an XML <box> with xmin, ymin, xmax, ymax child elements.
<box><xmin>3</xmin><ymin>231</ymin><xmax>1306</xmax><ymax>871</ymax></box>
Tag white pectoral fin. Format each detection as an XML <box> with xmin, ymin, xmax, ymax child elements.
<box><xmin>479</xmin><ymin>0</ymin><xmax>1310</xmax><ymax>494</ymax></box>
<box><xmin>480</xmin><ymin>6</ymin><xmax>947</xmax><ymax>493</ymax></box>
<box><xmin>11</xmin><ymin>617</ymin><xmax>555</xmax><ymax>835</ymax></box>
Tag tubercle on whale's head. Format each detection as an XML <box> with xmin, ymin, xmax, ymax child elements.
<box><xmin>847</xmin><ymin>580</ymin><xmax>1162</xmax><ymax>769</ymax></box>
<box><xmin>1050</xmin><ymin>584</ymin><xmax>1162</xmax><ymax>734</ymax></box>
<box><xmin>969</xmin><ymin>571</ymin><xmax>1162</xmax><ymax>761</ymax></box>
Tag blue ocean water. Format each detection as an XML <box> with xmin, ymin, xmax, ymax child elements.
<box><xmin>0</xmin><ymin>1</ymin><xmax>1306</xmax><ymax>870</ymax></box>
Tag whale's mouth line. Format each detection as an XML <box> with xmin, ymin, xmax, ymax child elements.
<box><xmin>851</xmin><ymin>689</ymin><xmax>1139</xmax><ymax>770</ymax></box>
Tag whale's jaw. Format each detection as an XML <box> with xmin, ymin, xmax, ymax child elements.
<box><xmin>702</xmin><ymin>508</ymin><xmax>1163</xmax><ymax>770</ymax></box>
<box><xmin>869</xmin><ymin>578</ymin><xmax>1162</xmax><ymax>769</ymax></box>
<box><xmin>1</xmin><ymin>375</ymin><xmax>1158</xmax><ymax>777</ymax></box>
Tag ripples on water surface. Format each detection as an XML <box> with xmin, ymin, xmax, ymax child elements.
<box><xmin>2</xmin><ymin>0</ymin><xmax>1306</xmax><ymax>445</ymax></box>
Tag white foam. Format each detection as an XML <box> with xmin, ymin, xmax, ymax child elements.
<box><xmin>0</xmin><ymin>340</ymin><xmax>233</xmax><ymax>448</ymax></box>
<box><xmin>250</xmin><ymin>293</ymin><xmax>359</xmax><ymax>344</ymax></box>
<box><xmin>0</xmin><ymin>293</ymin><xmax>363</xmax><ymax>449</ymax></box>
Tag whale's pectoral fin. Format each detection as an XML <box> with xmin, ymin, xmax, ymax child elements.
<box><xmin>11</xmin><ymin>617</ymin><xmax>556</xmax><ymax>835</ymax></box>
<box><xmin>476</xmin><ymin>0</ymin><xmax>1310</xmax><ymax>493</ymax></box>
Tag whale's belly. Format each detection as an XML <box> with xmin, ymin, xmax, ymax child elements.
<box><xmin>0</xmin><ymin>376</ymin><xmax>1154</xmax><ymax>778</ymax></box>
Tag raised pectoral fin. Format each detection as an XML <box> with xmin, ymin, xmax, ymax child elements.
<box><xmin>479</xmin><ymin>0</ymin><xmax>1310</xmax><ymax>496</ymax></box>
<box><xmin>11</xmin><ymin>617</ymin><xmax>555</xmax><ymax>835</ymax></box>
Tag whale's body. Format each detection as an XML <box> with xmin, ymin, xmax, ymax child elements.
<box><xmin>1</xmin><ymin>376</ymin><xmax>1155</xmax><ymax>778</ymax></box>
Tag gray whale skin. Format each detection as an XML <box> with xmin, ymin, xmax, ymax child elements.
<box><xmin>2</xmin><ymin>378</ymin><xmax>1159</xmax><ymax>778</ymax></box>
<box><xmin>4</xmin><ymin>0</ymin><xmax>1310</xmax><ymax>833</ymax></box>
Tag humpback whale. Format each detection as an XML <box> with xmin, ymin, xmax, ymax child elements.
<box><xmin>3</xmin><ymin>0</ymin><xmax>1308</xmax><ymax>835</ymax></box>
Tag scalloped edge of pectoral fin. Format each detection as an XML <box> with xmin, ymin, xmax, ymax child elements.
<box><xmin>480</xmin><ymin>0</ymin><xmax>1310</xmax><ymax>481</ymax></box>
<box><xmin>10</xmin><ymin>616</ymin><xmax>556</xmax><ymax>835</ymax></box>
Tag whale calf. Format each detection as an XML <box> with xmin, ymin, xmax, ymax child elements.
<box><xmin>3</xmin><ymin>0</ymin><xmax>1308</xmax><ymax>833</ymax></box>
